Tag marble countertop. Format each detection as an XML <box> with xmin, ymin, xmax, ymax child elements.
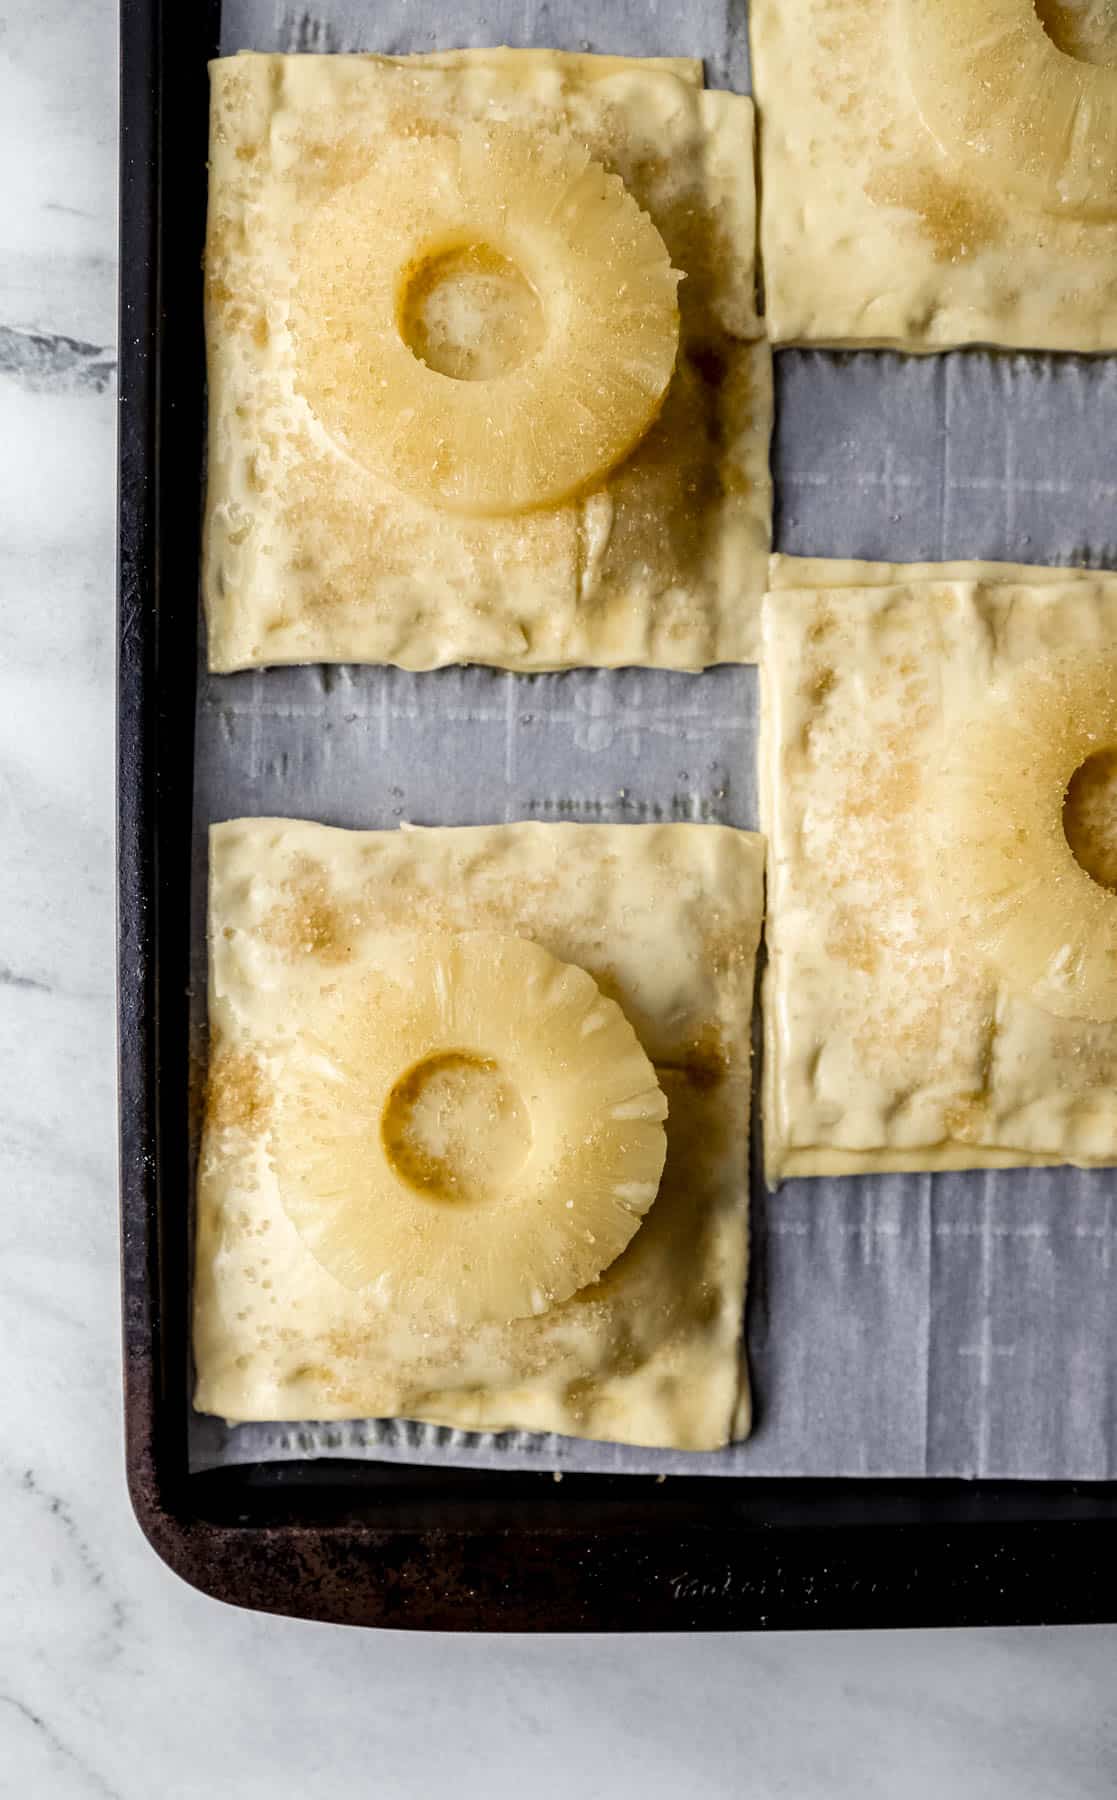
<box><xmin>1</xmin><ymin>1</ymin><xmax>1116</xmax><ymax>1793</ymax></box>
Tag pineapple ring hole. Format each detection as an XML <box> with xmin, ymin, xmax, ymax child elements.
<box><xmin>1064</xmin><ymin>747</ymin><xmax>1117</xmax><ymax>891</ymax></box>
<box><xmin>1033</xmin><ymin>0</ymin><xmax>1117</xmax><ymax>65</ymax></box>
<box><xmin>397</xmin><ymin>244</ymin><xmax>545</xmax><ymax>383</ymax></box>
<box><xmin>381</xmin><ymin>1050</ymin><xmax>532</xmax><ymax>1205</ymax></box>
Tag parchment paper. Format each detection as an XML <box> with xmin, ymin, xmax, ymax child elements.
<box><xmin>190</xmin><ymin>0</ymin><xmax>1117</xmax><ymax>1479</ymax></box>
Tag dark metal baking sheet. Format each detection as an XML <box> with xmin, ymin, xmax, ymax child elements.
<box><xmin>117</xmin><ymin>0</ymin><xmax>1117</xmax><ymax>1626</ymax></box>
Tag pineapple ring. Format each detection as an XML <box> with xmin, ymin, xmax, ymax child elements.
<box><xmin>289</xmin><ymin>126</ymin><xmax>682</xmax><ymax>516</ymax></box>
<box><xmin>271</xmin><ymin>932</ymin><xmax>669</xmax><ymax>1325</ymax></box>
<box><xmin>901</xmin><ymin>0</ymin><xmax>1117</xmax><ymax>218</ymax></box>
<box><xmin>933</xmin><ymin>654</ymin><xmax>1117</xmax><ymax>1021</ymax></box>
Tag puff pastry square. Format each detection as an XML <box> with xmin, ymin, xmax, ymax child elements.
<box><xmin>750</xmin><ymin>0</ymin><xmax>1117</xmax><ymax>351</ymax></box>
<box><xmin>194</xmin><ymin>819</ymin><xmax>765</xmax><ymax>1451</ymax></box>
<box><xmin>204</xmin><ymin>51</ymin><xmax>772</xmax><ymax>671</ymax></box>
<box><xmin>761</xmin><ymin>559</ymin><xmax>1117</xmax><ymax>1181</ymax></box>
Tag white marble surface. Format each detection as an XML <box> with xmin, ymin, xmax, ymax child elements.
<box><xmin>1</xmin><ymin>0</ymin><xmax>1117</xmax><ymax>1793</ymax></box>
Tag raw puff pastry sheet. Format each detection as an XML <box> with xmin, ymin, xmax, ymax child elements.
<box><xmin>761</xmin><ymin>559</ymin><xmax>1117</xmax><ymax>1181</ymax></box>
<box><xmin>749</xmin><ymin>0</ymin><xmax>1117</xmax><ymax>351</ymax></box>
<box><xmin>195</xmin><ymin>819</ymin><xmax>765</xmax><ymax>1451</ymax></box>
<box><xmin>204</xmin><ymin>50</ymin><xmax>772</xmax><ymax>672</ymax></box>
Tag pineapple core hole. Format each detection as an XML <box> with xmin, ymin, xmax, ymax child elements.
<box><xmin>398</xmin><ymin>245</ymin><xmax>544</xmax><ymax>382</ymax></box>
<box><xmin>381</xmin><ymin>1050</ymin><xmax>532</xmax><ymax>1204</ymax></box>
<box><xmin>1064</xmin><ymin>748</ymin><xmax>1117</xmax><ymax>891</ymax></box>
<box><xmin>1034</xmin><ymin>0</ymin><xmax>1117</xmax><ymax>65</ymax></box>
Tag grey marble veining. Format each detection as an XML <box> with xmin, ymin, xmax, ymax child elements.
<box><xmin>2</xmin><ymin>0</ymin><xmax>1117</xmax><ymax>1793</ymax></box>
<box><xmin>0</xmin><ymin>323</ymin><xmax>115</xmax><ymax>394</ymax></box>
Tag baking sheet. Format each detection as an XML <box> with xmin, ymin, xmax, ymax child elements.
<box><xmin>190</xmin><ymin>0</ymin><xmax>1117</xmax><ymax>1480</ymax></box>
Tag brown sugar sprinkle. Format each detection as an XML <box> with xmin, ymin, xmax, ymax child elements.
<box><xmin>943</xmin><ymin>1093</ymin><xmax>988</xmax><ymax>1143</ymax></box>
<box><xmin>205</xmin><ymin>274</ymin><xmax>233</xmax><ymax>310</ymax></box>
<box><xmin>262</xmin><ymin>857</ymin><xmax>359</xmax><ymax>961</ymax></box>
<box><xmin>866</xmin><ymin>166</ymin><xmax>999</xmax><ymax>265</ymax></box>
<box><xmin>207</xmin><ymin>1046</ymin><xmax>271</xmax><ymax>1137</ymax></box>
<box><xmin>826</xmin><ymin>906</ymin><xmax>881</xmax><ymax>977</ymax></box>
<box><xmin>806</xmin><ymin>607</ymin><xmax>837</xmax><ymax>647</ymax></box>
<box><xmin>704</xmin><ymin>922</ymin><xmax>753</xmax><ymax>980</ymax></box>
<box><xmin>839</xmin><ymin>747</ymin><xmax>920</xmax><ymax>823</ymax></box>
<box><xmin>853</xmin><ymin>993</ymin><xmax>941</xmax><ymax>1069</ymax></box>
